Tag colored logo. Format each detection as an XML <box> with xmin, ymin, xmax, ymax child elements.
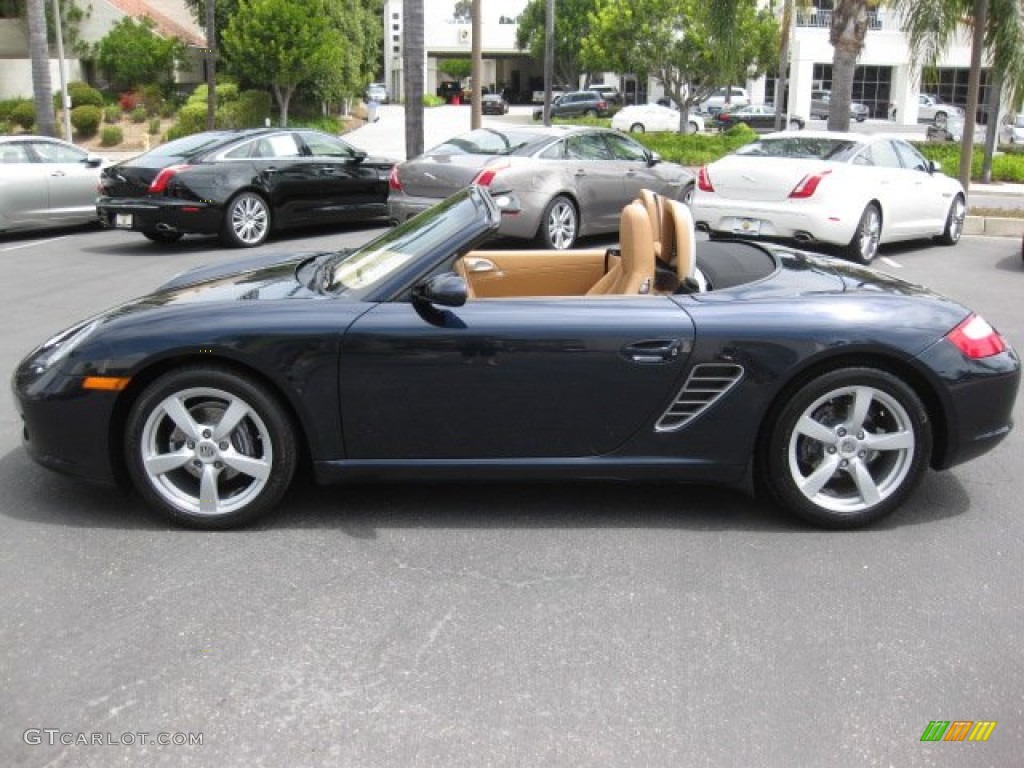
<box><xmin>920</xmin><ymin>721</ymin><xmax>997</xmax><ymax>742</ymax></box>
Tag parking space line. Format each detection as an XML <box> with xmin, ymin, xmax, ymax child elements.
<box><xmin>0</xmin><ymin>235</ymin><xmax>69</xmax><ymax>253</ymax></box>
<box><xmin>880</xmin><ymin>256</ymin><xmax>903</xmax><ymax>268</ymax></box>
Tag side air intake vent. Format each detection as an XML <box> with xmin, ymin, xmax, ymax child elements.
<box><xmin>655</xmin><ymin>363</ymin><xmax>745</xmax><ymax>432</ymax></box>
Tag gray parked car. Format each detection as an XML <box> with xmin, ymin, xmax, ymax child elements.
<box><xmin>532</xmin><ymin>90</ymin><xmax>611</xmax><ymax>121</ymax></box>
<box><xmin>0</xmin><ymin>136</ymin><xmax>107</xmax><ymax>235</ymax></box>
<box><xmin>810</xmin><ymin>90</ymin><xmax>870</xmax><ymax>121</ymax></box>
<box><xmin>387</xmin><ymin>126</ymin><xmax>694</xmax><ymax>249</ymax></box>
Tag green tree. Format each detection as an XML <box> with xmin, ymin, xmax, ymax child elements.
<box><xmin>183</xmin><ymin>0</ymin><xmax>240</xmax><ymax>49</ymax></box>
<box><xmin>96</xmin><ymin>18</ymin><xmax>186</xmax><ymax>91</ymax></box>
<box><xmin>892</xmin><ymin>0</ymin><xmax>1024</xmax><ymax>189</ymax></box>
<box><xmin>311</xmin><ymin>0</ymin><xmax>382</xmax><ymax>113</ymax></box>
<box><xmin>517</xmin><ymin>0</ymin><xmax>600</xmax><ymax>88</ymax></box>
<box><xmin>440</xmin><ymin>58</ymin><xmax>472</xmax><ymax>81</ymax></box>
<box><xmin>582</xmin><ymin>0</ymin><xmax>777</xmax><ymax>131</ymax></box>
<box><xmin>222</xmin><ymin>0</ymin><xmax>340</xmax><ymax>126</ymax></box>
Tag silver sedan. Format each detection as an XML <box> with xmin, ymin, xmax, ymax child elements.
<box><xmin>0</xmin><ymin>136</ymin><xmax>107</xmax><ymax>235</ymax></box>
<box><xmin>387</xmin><ymin>125</ymin><xmax>694</xmax><ymax>249</ymax></box>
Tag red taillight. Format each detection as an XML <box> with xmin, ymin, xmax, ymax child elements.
<box><xmin>597</xmin><ymin>100</ymin><xmax>607</xmax><ymax>110</ymax></box>
<box><xmin>472</xmin><ymin>160</ymin><xmax>509</xmax><ymax>187</ymax></box>
<box><xmin>148</xmin><ymin>164</ymin><xmax>189</xmax><ymax>194</ymax></box>
<box><xmin>946</xmin><ymin>314</ymin><xmax>1007</xmax><ymax>359</ymax></box>
<box><xmin>388</xmin><ymin>166</ymin><xmax>403</xmax><ymax>192</ymax></box>
<box><xmin>789</xmin><ymin>170</ymin><xmax>832</xmax><ymax>199</ymax></box>
<box><xmin>697</xmin><ymin>166</ymin><xmax>714</xmax><ymax>192</ymax></box>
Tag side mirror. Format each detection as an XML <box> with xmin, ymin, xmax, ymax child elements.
<box><xmin>349</xmin><ymin>149</ymin><xmax>367</xmax><ymax>163</ymax></box>
<box><xmin>647</xmin><ymin>151</ymin><xmax>662</xmax><ymax>167</ymax></box>
<box><xmin>929</xmin><ymin>160</ymin><xmax>941</xmax><ymax>174</ymax></box>
<box><xmin>412</xmin><ymin>272</ymin><xmax>467</xmax><ymax>307</ymax></box>
<box><xmin>85</xmin><ymin>154</ymin><xmax>103</xmax><ymax>167</ymax></box>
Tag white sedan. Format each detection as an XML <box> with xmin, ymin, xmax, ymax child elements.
<box><xmin>611</xmin><ymin>103</ymin><xmax>705</xmax><ymax>134</ymax></box>
<box><xmin>690</xmin><ymin>131</ymin><xmax>966</xmax><ymax>264</ymax></box>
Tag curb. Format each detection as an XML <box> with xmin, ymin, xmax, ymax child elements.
<box><xmin>964</xmin><ymin>215</ymin><xmax>1024</xmax><ymax>237</ymax></box>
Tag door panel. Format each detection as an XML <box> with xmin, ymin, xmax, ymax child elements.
<box><xmin>339</xmin><ymin>297</ymin><xmax>695</xmax><ymax>459</ymax></box>
<box><xmin>459</xmin><ymin>248</ymin><xmax>608</xmax><ymax>297</ymax></box>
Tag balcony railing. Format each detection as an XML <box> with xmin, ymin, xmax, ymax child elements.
<box><xmin>795</xmin><ymin>10</ymin><xmax>899</xmax><ymax>32</ymax></box>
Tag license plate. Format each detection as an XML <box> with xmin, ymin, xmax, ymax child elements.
<box><xmin>114</xmin><ymin>213</ymin><xmax>133</xmax><ymax>229</ymax></box>
<box><xmin>733</xmin><ymin>218</ymin><xmax>761</xmax><ymax>235</ymax></box>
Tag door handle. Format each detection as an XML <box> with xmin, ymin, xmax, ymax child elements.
<box><xmin>622</xmin><ymin>339</ymin><xmax>682</xmax><ymax>364</ymax></box>
<box><xmin>263</xmin><ymin>167</ymin><xmax>278</xmax><ymax>175</ymax></box>
<box><xmin>50</xmin><ymin>170</ymin><xmax>66</xmax><ymax>177</ymax></box>
<box><xmin>464</xmin><ymin>257</ymin><xmax>496</xmax><ymax>273</ymax></box>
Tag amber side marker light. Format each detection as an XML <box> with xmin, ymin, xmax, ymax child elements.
<box><xmin>82</xmin><ymin>376</ymin><xmax>131</xmax><ymax>391</ymax></box>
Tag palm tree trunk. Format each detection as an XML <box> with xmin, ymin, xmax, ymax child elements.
<box><xmin>959</xmin><ymin>0</ymin><xmax>988</xmax><ymax>191</ymax></box>
<box><xmin>828</xmin><ymin>0</ymin><xmax>869</xmax><ymax>132</ymax></box>
<box><xmin>982</xmin><ymin>69</ymin><xmax>1001</xmax><ymax>183</ymax></box>
<box><xmin>403</xmin><ymin>0</ymin><xmax>425</xmax><ymax>159</ymax></box>
<box><xmin>774</xmin><ymin>0</ymin><xmax>793</xmax><ymax>131</ymax></box>
<box><xmin>27</xmin><ymin>0</ymin><xmax>56</xmax><ymax>137</ymax></box>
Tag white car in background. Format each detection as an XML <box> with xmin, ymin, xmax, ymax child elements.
<box><xmin>611</xmin><ymin>103</ymin><xmax>705</xmax><ymax>134</ymax></box>
<box><xmin>918</xmin><ymin>94</ymin><xmax>963</xmax><ymax>123</ymax></box>
<box><xmin>698</xmin><ymin>87</ymin><xmax>749</xmax><ymax>116</ymax></box>
<box><xmin>1002</xmin><ymin>113</ymin><xmax>1024</xmax><ymax>143</ymax></box>
<box><xmin>690</xmin><ymin>131</ymin><xmax>966</xmax><ymax>264</ymax></box>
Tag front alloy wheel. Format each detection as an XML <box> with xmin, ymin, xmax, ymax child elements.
<box><xmin>537</xmin><ymin>195</ymin><xmax>578</xmax><ymax>250</ymax></box>
<box><xmin>936</xmin><ymin>195</ymin><xmax>966</xmax><ymax>245</ymax></box>
<box><xmin>763</xmin><ymin>368</ymin><xmax>931</xmax><ymax>528</ymax></box>
<box><xmin>125</xmin><ymin>367</ymin><xmax>296</xmax><ymax>528</ymax></box>
<box><xmin>221</xmin><ymin>192</ymin><xmax>270</xmax><ymax>247</ymax></box>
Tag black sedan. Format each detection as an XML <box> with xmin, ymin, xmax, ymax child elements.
<box><xmin>96</xmin><ymin>129</ymin><xmax>394</xmax><ymax>247</ymax></box>
<box><xmin>13</xmin><ymin>187</ymin><xmax>1020</xmax><ymax>530</ymax></box>
<box><xmin>481</xmin><ymin>93</ymin><xmax>510</xmax><ymax>115</ymax></box>
<box><xmin>715</xmin><ymin>105</ymin><xmax>806</xmax><ymax>133</ymax></box>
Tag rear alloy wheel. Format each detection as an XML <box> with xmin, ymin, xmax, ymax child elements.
<box><xmin>630</xmin><ymin>123</ymin><xmax>646</xmax><ymax>133</ymax></box>
<box><xmin>537</xmin><ymin>195</ymin><xmax>578</xmax><ymax>250</ymax></box>
<box><xmin>762</xmin><ymin>368</ymin><xmax>931</xmax><ymax>528</ymax></box>
<box><xmin>221</xmin><ymin>192</ymin><xmax>270</xmax><ymax>247</ymax></box>
<box><xmin>846</xmin><ymin>203</ymin><xmax>881</xmax><ymax>264</ymax></box>
<box><xmin>936</xmin><ymin>194</ymin><xmax>966</xmax><ymax>245</ymax></box>
<box><xmin>143</xmin><ymin>229</ymin><xmax>183</xmax><ymax>244</ymax></box>
<box><xmin>125</xmin><ymin>366</ymin><xmax>297</xmax><ymax>528</ymax></box>
<box><xmin>680</xmin><ymin>183</ymin><xmax>695</xmax><ymax>206</ymax></box>
<box><xmin>584</xmin><ymin>108</ymin><xmax>597</xmax><ymax>118</ymax></box>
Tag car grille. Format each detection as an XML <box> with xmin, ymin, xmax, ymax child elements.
<box><xmin>654</xmin><ymin>363</ymin><xmax>745</xmax><ymax>432</ymax></box>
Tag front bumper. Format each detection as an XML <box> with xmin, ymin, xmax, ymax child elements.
<box><xmin>97</xmin><ymin>196</ymin><xmax>223</xmax><ymax>237</ymax></box>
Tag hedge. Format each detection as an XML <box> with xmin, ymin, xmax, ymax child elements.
<box><xmin>100</xmin><ymin>125</ymin><xmax>123</xmax><ymax>147</ymax></box>
<box><xmin>70</xmin><ymin>105</ymin><xmax>102</xmax><ymax>137</ymax></box>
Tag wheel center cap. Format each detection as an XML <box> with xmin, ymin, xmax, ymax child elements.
<box><xmin>839</xmin><ymin>437</ymin><xmax>859</xmax><ymax>456</ymax></box>
<box><xmin>197</xmin><ymin>442</ymin><xmax>218</xmax><ymax>461</ymax></box>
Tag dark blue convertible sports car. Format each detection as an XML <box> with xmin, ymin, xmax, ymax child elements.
<box><xmin>13</xmin><ymin>187</ymin><xmax>1020</xmax><ymax>529</ymax></box>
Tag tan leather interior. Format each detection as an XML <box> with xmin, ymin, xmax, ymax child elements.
<box><xmin>664</xmin><ymin>198</ymin><xmax>697</xmax><ymax>283</ymax></box>
<box><xmin>457</xmin><ymin>248</ymin><xmax>608</xmax><ymax>298</ymax></box>
<box><xmin>638</xmin><ymin>189</ymin><xmax>665</xmax><ymax>260</ymax></box>
<box><xmin>586</xmin><ymin>202</ymin><xmax>655</xmax><ymax>295</ymax></box>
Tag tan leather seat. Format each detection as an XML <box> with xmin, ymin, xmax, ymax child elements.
<box><xmin>587</xmin><ymin>203</ymin><xmax>655</xmax><ymax>295</ymax></box>
<box><xmin>663</xmin><ymin>198</ymin><xmax>697</xmax><ymax>285</ymax></box>
<box><xmin>637</xmin><ymin>189</ymin><xmax>665</xmax><ymax>260</ymax></box>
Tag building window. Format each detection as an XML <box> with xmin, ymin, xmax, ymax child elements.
<box><xmin>922</xmin><ymin>68</ymin><xmax>994</xmax><ymax>122</ymax></box>
<box><xmin>812</xmin><ymin>63</ymin><xmax>893</xmax><ymax>119</ymax></box>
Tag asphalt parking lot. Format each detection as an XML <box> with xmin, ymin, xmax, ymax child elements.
<box><xmin>0</xmin><ymin>223</ymin><xmax>1021</xmax><ymax>767</ymax></box>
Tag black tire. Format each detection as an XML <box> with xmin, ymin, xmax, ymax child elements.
<box><xmin>846</xmin><ymin>203</ymin><xmax>881</xmax><ymax>264</ymax></box>
<box><xmin>584</xmin><ymin>108</ymin><xmax>597</xmax><ymax>118</ymax></box>
<box><xmin>535</xmin><ymin>195</ymin><xmax>578</xmax><ymax>250</ymax></box>
<box><xmin>680</xmin><ymin>183</ymin><xmax>695</xmax><ymax>206</ymax></box>
<box><xmin>124</xmin><ymin>365</ymin><xmax>297</xmax><ymax>528</ymax></box>
<box><xmin>630</xmin><ymin>123</ymin><xmax>645</xmax><ymax>133</ymax></box>
<box><xmin>935</xmin><ymin>194</ymin><xmax>966</xmax><ymax>245</ymax></box>
<box><xmin>220</xmin><ymin>191</ymin><xmax>271</xmax><ymax>248</ymax></box>
<box><xmin>761</xmin><ymin>367</ymin><xmax>932</xmax><ymax>529</ymax></box>
<box><xmin>142</xmin><ymin>229</ymin><xmax>183</xmax><ymax>244</ymax></box>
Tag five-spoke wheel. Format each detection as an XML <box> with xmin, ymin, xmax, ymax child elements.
<box><xmin>763</xmin><ymin>368</ymin><xmax>931</xmax><ymax>528</ymax></box>
<box><xmin>125</xmin><ymin>367</ymin><xmax>296</xmax><ymax>528</ymax></box>
<box><xmin>221</xmin><ymin>192</ymin><xmax>270</xmax><ymax>248</ymax></box>
<box><xmin>847</xmin><ymin>203</ymin><xmax>881</xmax><ymax>264</ymax></box>
<box><xmin>537</xmin><ymin>195</ymin><xmax>578</xmax><ymax>250</ymax></box>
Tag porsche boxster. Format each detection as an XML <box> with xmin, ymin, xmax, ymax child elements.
<box><xmin>13</xmin><ymin>187</ymin><xmax>1019</xmax><ymax>529</ymax></box>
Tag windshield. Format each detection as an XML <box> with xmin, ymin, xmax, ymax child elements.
<box><xmin>328</xmin><ymin>189</ymin><xmax>489</xmax><ymax>297</ymax></box>
<box><xmin>427</xmin><ymin>128</ymin><xmax>545</xmax><ymax>157</ymax></box>
<box><xmin>736</xmin><ymin>137</ymin><xmax>861</xmax><ymax>160</ymax></box>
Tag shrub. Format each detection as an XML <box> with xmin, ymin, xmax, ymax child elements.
<box><xmin>100</xmin><ymin>125</ymin><xmax>123</xmax><ymax>146</ymax></box>
<box><xmin>148</xmin><ymin>118</ymin><xmax>161</xmax><ymax>135</ymax></box>
<box><xmin>172</xmin><ymin>101</ymin><xmax>208</xmax><ymax>136</ymax></box>
<box><xmin>0</xmin><ymin>120</ymin><xmax>10</xmax><ymax>134</ymax></box>
<box><xmin>231</xmin><ymin>89</ymin><xmax>272</xmax><ymax>128</ymax></box>
<box><xmin>119</xmin><ymin>91</ymin><xmax>141</xmax><ymax>111</ymax></box>
<box><xmin>70</xmin><ymin>105</ymin><xmax>103</xmax><ymax>137</ymax></box>
<box><xmin>130</xmin><ymin>106</ymin><xmax>147</xmax><ymax>123</ymax></box>
<box><xmin>0</xmin><ymin>99</ymin><xmax>22</xmax><ymax>120</ymax></box>
<box><xmin>423</xmin><ymin>94</ymin><xmax>445</xmax><ymax>108</ymax></box>
<box><xmin>10</xmin><ymin>101</ymin><xmax>36</xmax><ymax>130</ymax></box>
<box><xmin>140</xmin><ymin>84</ymin><xmax>164</xmax><ymax>116</ymax></box>
<box><xmin>67</xmin><ymin>81</ymin><xmax>103</xmax><ymax>108</ymax></box>
<box><xmin>164</xmin><ymin>123</ymin><xmax>189</xmax><ymax>142</ymax></box>
<box><xmin>290</xmin><ymin>116</ymin><xmax>341</xmax><ymax>133</ymax></box>
<box><xmin>103</xmin><ymin>107</ymin><xmax>121</xmax><ymax>124</ymax></box>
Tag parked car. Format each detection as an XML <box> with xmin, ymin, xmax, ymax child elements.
<box><xmin>0</xmin><ymin>136</ymin><xmax>108</xmax><ymax>235</ymax></box>
<box><xmin>96</xmin><ymin>129</ymin><xmax>394</xmax><ymax>247</ymax></box>
<box><xmin>1002</xmin><ymin>113</ymin><xmax>1024</xmax><ymax>143</ymax></box>
<box><xmin>697</xmin><ymin>87</ymin><xmax>749</xmax><ymax>115</ymax></box>
<box><xmin>14</xmin><ymin>185</ymin><xmax>1019</xmax><ymax>530</ymax></box>
<box><xmin>533</xmin><ymin>90</ymin><xmax>610</xmax><ymax>120</ymax></box>
<box><xmin>365</xmin><ymin>82</ymin><xmax>389</xmax><ymax>104</ymax></box>
<box><xmin>589</xmin><ymin>84</ymin><xmax>623</xmax><ymax>105</ymax></box>
<box><xmin>918</xmin><ymin>94</ymin><xmax>963</xmax><ymax>123</ymax></box>
<box><xmin>809</xmin><ymin>90</ymin><xmax>870</xmax><ymax>121</ymax></box>
<box><xmin>480</xmin><ymin>93</ymin><xmax>510</xmax><ymax>115</ymax></box>
<box><xmin>691</xmin><ymin>131</ymin><xmax>966</xmax><ymax>264</ymax></box>
<box><xmin>388</xmin><ymin>125</ymin><xmax>694</xmax><ymax>249</ymax></box>
<box><xmin>611</xmin><ymin>103</ymin><xmax>705</xmax><ymax>134</ymax></box>
<box><xmin>532</xmin><ymin>84</ymin><xmax>568</xmax><ymax>104</ymax></box>
<box><xmin>715</xmin><ymin>105</ymin><xmax>805</xmax><ymax>132</ymax></box>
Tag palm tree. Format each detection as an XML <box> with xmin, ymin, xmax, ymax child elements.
<box><xmin>27</xmin><ymin>0</ymin><xmax>56</xmax><ymax>137</ymax></box>
<box><xmin>827</xmin><ymin>0</ymin><xmax>870</xmax><ymax>132</ymax></box>
<box><xmin>893</xmin><ymin>0</ymin><xmax>1024</xmax><ymax>190</ymax></box>
<box><xmin>403</xmin><ymin>0</ymin><xmax>425</xmax><ymax>159</ymax></box>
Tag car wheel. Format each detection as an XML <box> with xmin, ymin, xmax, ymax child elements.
<box><xmin>125</xmin><ymin>366</ymin><xmax>297</xmax><ymax>528</ymax></box>
<box><xmin>536</xmin><ymin>195</ymin><xmax>578</xmax><ymax>250</ymax></box>
<box><xmin>855</xmin><ymin>115</ymin><xmax>866</xmax><ymax>123</ymax></box>
<box><xmin>630</xmin><ymin>122</ymin><xmax>645</xmax><ymax>133</ymax></box>
<box><xmin>584</xmin><ymin>108</ymin><xmax>597</xmax><ymax>118</ymax></box>
<box><xmin>680</xmin><ymin>183</ymin><xmax>695</xmax><ymax>206</ymax></box>
<box><xmin>221</xmin><ymin>191</ymin><xmax>270</xmax><ymax>248</ymax></box>
<box><xmin>933</xmin><ymin>111</ymin><xmax>947</xmax><ymax>124</ymax></box>
<box><xmin>788</xmin><ymin>118</ymin><xmax>803</xmax><ymax>131</ymax></box>
<box><xmin>142</xmin><ymin>229</ymin><xmax>183</xmax><ymax>244</ymax></box>
<box><xmin>936</xmin><ymin>194</ymin><xmax>966</xmax><ymax>245</ymax></box>
<box><xmin>846</xmin><ymin>203</ymin><xmax>881</xmax><ymax>264</ymax></box>
<box><xmin>762</xmin><ymin>367</ymin><xmax>931</xmax><ymax>528</ymax></box>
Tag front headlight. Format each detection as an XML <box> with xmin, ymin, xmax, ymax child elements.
<box><xmin>25</xmin><ymin>317</ymin><xmax>103</xmax><ymax>375</ymax></box>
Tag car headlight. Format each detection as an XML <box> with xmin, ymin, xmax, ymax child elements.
<box><xmin>25</xmin><ymin>317</ymin><xmax>103</xmax><ymax>374</ymax></box>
